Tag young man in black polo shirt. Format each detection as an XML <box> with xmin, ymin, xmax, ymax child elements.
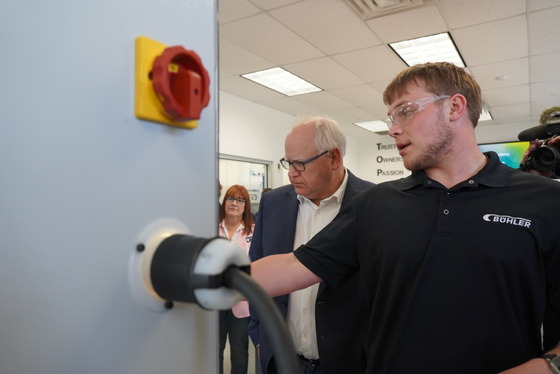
<box><xmin>251</xmin><ymin>62</ymin><xmax>560</xmax><ymax>374</ymax></box>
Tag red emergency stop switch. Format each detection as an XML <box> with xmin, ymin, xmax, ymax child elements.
<box><xmin>151</xmin><ymin>46</ymin><xmax>210</xmax><ymax>121</ymax></box>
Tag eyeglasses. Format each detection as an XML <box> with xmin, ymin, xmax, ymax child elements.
<box><xmin>225</xmin><ymin>196</ymin><xmax>246</xmax><ymax>204</ymax></box>
<box><xmin>280</xmin><ymin>150</ymin><xmax>329</xmax><ymax>172</ymax></box>
<box><xmin>386</xmin><ymin>95</ymin><xmax>451</xmax><ymax>129</ymax></box>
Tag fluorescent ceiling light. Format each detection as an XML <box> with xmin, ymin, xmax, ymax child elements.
<box><xmin>389</xmin><ymin>32</ymin><xmax>465</xmax><ymax>68</ymax></box>
<box><xmin>354</xmin><ymin>120</ymin><xmax>388</xmax><ymax>133</ymax></box>
<box><xmin>241</xmin><ymin>67</ymin><xmax>322</xmax><ymax>96</ymax></box>
<box><xmin>480</xmin><ymin>108</ymin><xmax>493</xmax><ymax>122</ymax></box>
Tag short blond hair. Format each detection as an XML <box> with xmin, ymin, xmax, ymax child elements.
<box><xmin>383</xmin><ymin>62</ymin><xmax>482</xmax><ymax>127</ymax></box>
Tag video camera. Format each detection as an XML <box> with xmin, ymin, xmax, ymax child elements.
<box><xmin>518</xmin><ymin>112</ymin><xmax>560</xmax><ymax>175</ymax></box>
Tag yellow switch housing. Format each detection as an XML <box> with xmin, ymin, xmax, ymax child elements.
<box><xmin>135</xmin><ymin>36</ymin><xmax>198</xmax><ymax>129</ymax></box>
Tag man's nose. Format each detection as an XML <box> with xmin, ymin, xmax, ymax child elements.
<box><xmin>388</xmin><ymin>122</ymin><xmax>403</xmax><ymax>138</ymax></box>
<box><xmin>287</xmin><ymin>165</ymin><xmax>301</xmax><ymax>177</ymax></box>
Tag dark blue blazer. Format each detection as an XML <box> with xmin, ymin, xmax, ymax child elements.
<box><xmin>249</xmin><ymin>170</ymin><xmax>374</xmax><ymax>374</ymax></box>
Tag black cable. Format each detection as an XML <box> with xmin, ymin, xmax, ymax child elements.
<box><xmin>223</xmin><ymin>266</ymin><xmax>299</xmax><ymax>374</ymax></box>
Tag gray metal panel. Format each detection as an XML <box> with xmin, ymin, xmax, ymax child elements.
<box><xmin>0</xmin><ymin>0</ymin><xmax>219</xmax><ymax>373</ymax></box>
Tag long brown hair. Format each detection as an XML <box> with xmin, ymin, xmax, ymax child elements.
<box><xmin>219</xmin><ymin>185</ymin><xmax>254</xmax><ymax>235</ymax></box>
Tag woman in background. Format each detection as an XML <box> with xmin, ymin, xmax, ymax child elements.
<box><xmin>218</xmin><ymin>185</ymin><xmax>255</xmax><ymax>374</ymax></box>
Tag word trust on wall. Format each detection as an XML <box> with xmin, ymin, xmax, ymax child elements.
<box><xmin>376</xmin><ymin>143</ymin><xmax>406</xmax><ymax>177</ymax></box>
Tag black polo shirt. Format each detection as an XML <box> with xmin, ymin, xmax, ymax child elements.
<box><xmin>294</xmin><ymin>152</ymin><xmax>560</xmax><ymax>374</ymax></box>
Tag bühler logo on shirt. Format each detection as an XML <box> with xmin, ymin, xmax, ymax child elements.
<box><xmin>483</xmin><ymin>214</ymin><xmax>532</xmax><ymax>228</ymax></box>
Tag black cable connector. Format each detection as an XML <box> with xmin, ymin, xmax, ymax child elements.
<box><xmin>148</xmin><ymin>233</ymin><xmax>299</xmax><ymax>373</ymax></box>
<box><xmin>151</xmin><ymin>234</ymin><xmax>212</xmax><ymax>304</ymax></box>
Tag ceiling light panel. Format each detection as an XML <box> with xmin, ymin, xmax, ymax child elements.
<box><xmin>354</xmin><ymin>120</ymin><xmax>388</xmax><ymax>133</ymax></box>
<box><xmin>241</xmin><ymin>67</ymin><xmax>322</xmax><ymax>96</ymax></box>
<box><xmin>390</xmin><ymin>32</ymin><xmax>465</xmax><ymax>67</ymax></box>
<box><xmin>480</xmin><ymin>108</ymin><xmax>493</xmax><ymax>122</ymax></box>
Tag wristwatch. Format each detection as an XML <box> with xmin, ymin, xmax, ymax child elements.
<box><xmin>542</xmin><ymin>353</ymin><xmax>560</xmax><ymax>374</ymax></box>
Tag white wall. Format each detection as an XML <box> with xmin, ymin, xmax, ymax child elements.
<box><xmin>219</xmin><ymin>92</ymin><xmax>292</xmax><ymax>187</ymax></box>
<box><xmin>356</xmin><ymin>134</ymin><xmax>412</xmax><ymax>183</ymax></box>
<box><xmin>475</xmin><ymin>121</ymin><xmax>535</xmax><ymax>144</ymax></box>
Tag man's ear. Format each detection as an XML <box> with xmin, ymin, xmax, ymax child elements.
<box><xmin>330</xmin><ymin>148</ymin><xmax>342</xmax><ymax>169</ymax></box>
<box><xmin>449</xmin><ymin>94</ymin><xmax>468</xmax><ymax>122</ymax></box>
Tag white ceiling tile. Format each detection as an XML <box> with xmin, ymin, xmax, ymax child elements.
<box><xmin>482</xmin><ymin>85</ymin><xmax>530</xmax><ymax>107</ymax></box>
<box><xmin>220</xmin><ymin>13</ymin><xmax>324</xmax><ymax>65</ymax></box>
<box><xmin>283</xmin><ymin>57</ymin><xmax>363</xmax><ymax>90</ymax></box>
<box><xmin>361</xmin><ymin>103</ymin><xmax>392</xmax><ymax>119</ymax></box>
<box><xmin>328</xmin><ymin>107</ymin><xmax>385</xmax><ymax>137</ymax></box>
<box><xmin>333</xmin><ymin>45</ymin><xmax>406</xmax><ymax>83</ymax></box>
<box><xmin>435</xmin><ymin>0</ymin><xmax>526</xmax><ymax>28</ymax></box>
<box><xmin>528</xmin><ymin>0</ymin><xmax>560</xmax><ymax>12</ymax></box>
<box><xmin>258</xmin><ymin>96</ymin><xmax>320</xmax><ymax>116</ymax></box>
<box><xmin>220</xmin><ymin>75</ymin><xmax>286</xmax><ymax>102</ymax></box>
<box><xmin>271</xmin><ymin>0</ymin><xmax>382</xmax><ymax>54</ymax></box>
<box><xmin>488</xmin><ymin>103</ymin><xmax>532</xmax><ymax>123</ymax></box>
<box><xmin>453</xmin><ymin>16</ymin><xmax>527</xmax><ymax>66</ymax></box>
<box><xmin>531</xmin><ymin>98</ymin><xmax>560</xmax><ymax>123</ymax></box>
<box><xmin>290</xmin><ymin>91</ymin><xmax>354</xmax><ymax>112</ymax></box>
<box><xmin>344</xmin><ymin>126</ymin><xmax>381</xmax><ymax>138</ymax></box>
<box><xmin>531</xmin><ymin>80</ymin><xmax>560</xmax><ymax>102</ymax></box>
<box><xmin>329</xmin><ymin>107</ymin><xmax>378</xmax><ymax>124</ymax></box>
<box><xmin>529</xmin><ymin>6</ymin><xmax>560</xmax><ymax>55</ymax></box>
<box><xmin>219</xmin><ymin>67</ymin><xmax>235</xmax><ymax>80</ymax></box>
<box><xmin>530</xmin><ymin>52</ymin><xmax>560</xmax><ymax>83</ymax></box>
<box><xmin>329</xmin><ymin>84</ymin><xmax>383</xmax><ymax>107</ymax></box>
<box><xmin>219</xmin><ymin>38</ymin><xmax>275</xmax><ymax>75</ymax></box>
<box><xmin>366</xmin><ymin>5</ymin><xmax>447</xmax><ymax>43</ymax></box>
<box><xmin>469</xmin><ymin>58</ymin><xmax>529</xmax><ymax>90</ymax></box>
<box><xmin>218</xmin><ymin>0</ymin><xmax>261</xmax><ymax>24</ymax></box>
<box><xmin>370</xmin><ymin>81</ymin><xmax>392</xmax><ymax>97</ymax></box>
<box><xmin>248</xmin><ymin>0</ymin><xmax>303</xmax><ymax>10</ymax></box>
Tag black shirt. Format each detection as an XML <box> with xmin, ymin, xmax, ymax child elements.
<box><xmin>294</xmin><ymin>152</ymin><xmax>560</xmax><ymax>374</ymax></box>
